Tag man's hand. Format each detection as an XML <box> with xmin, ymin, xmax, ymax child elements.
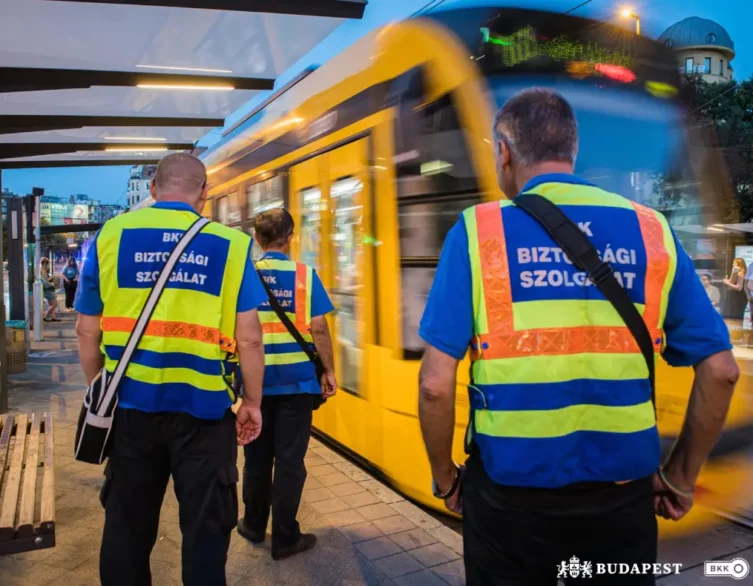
<box><xmin>445</xmin><ymin>489</ymin><xmax>462</xmax><ymax>514</ymax></box>
<box><xmin>652</xmin><ymin>470</ymin><xmax>693</xmax><ymax>521</ymax></box>
<box><xmin>236</xmin><ymin>399</ymin><xmax>262</xmax><ymax>445</ymax></box>
<box><xmin>321</xmin><ymin>371</ymin><xmax>337</xmax><ymax>398</ymax></box>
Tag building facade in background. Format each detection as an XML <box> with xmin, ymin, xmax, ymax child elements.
<box><xmin>127</xmin><ymin>164</ymin><xmax>157</xmax><ymax>208</ymax></box>
<box><xmin>92</xmin><ymin>204</ymin><xmax>124</xmax><ymax>223</ymax></box>
<box><xmin>659</xmin><ymin>17</ymin><xmax>735</xmax><ymax>83</ymax></box>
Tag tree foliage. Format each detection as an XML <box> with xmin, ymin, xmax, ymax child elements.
<box><xmin>685</xmin><ymin>75</ymin><xmax>753</xmax><ymax>223</ymax></box>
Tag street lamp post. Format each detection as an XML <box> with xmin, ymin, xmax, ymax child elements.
<box><xmin>621</xmin><ymin>7</ymin><xmax>641</xmax><ymax>36</ymax></box>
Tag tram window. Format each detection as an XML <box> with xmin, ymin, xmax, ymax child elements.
<box><xmin>216</xmin><ymin>196</ymin><xmax>228</xmax><ymax>224</ymax></box>
<box><xmin>394</xmin><ymin>91</ymin><xmax>482</xmax><ymax>357</ymax></box>
<box><xmin>401</xmin><ymin>267</ymin><xmax>436</xmax><ymax>358</ymax></box>
<box><xmin>299</xmin><ymin>187</ymin><xmax>322</xmax><ymax>272</ymax></box>
<box><xmin>399</xmin><ymin>196</ymin><xmax>480</xmax><ymax>358</ymax></box>
<box><xmin>217</xmin><ymin>192</ymin><xmax>241</xmax><ymax>225</ymax></box>
<box><xmin>247</xmin><ymin>174</ymin><xmax>284</xmax><ymax>219</ymax></box>
<box><xmin>331</xmin><ymin>177</ymin><xmax>364</xmax><ymax>393</ymax></box>
<box><xmin>393</xmin><ymin>93</ymin><xmax>479</xmax><ymax>199</ymax></box>
<box><xmin>399</xmin><ymin>195</ymin><xmax>479</xmax><ymax>258</ymax></box>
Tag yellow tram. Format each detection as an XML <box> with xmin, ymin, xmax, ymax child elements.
<box><xmin>192</xmin><ymin>6</ymin><xmax>753</xmax><ymax>536</ymax></box>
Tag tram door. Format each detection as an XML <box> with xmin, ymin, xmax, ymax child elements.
<box><xmin>289</xmin><ymin>139</ymin><xmax>376</xmax><ymax>460</ymax></box>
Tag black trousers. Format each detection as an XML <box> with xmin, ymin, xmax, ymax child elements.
<box><xmin>100</xmin><ymin>408</ymin><xmax>239</xmax><ymax>586</ymax></box>
<box><xmin>64</xmin><ymin>280</ymin><xmax>77</xmax><ymax>308</ymax></box>
<box><xmin>242</xmin><ymin>393</ymin><xmax>313</xmax><ymax>551</ymax></box>
<box><xmin>463</xmin><ymin>450</ymin><xmax>658</xmax><ymax>586</ymax></box>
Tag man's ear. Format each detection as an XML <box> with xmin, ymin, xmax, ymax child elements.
<box><xmin>499</xmin><ymin>139</ymin><xmax>512</xmax><ymax>168</ymax></box>
<box><xmin>149</xmin><ymin>179</ymin><xmax>157</xmax><ymax>199</ymax></box>
<box><xmin>196</xmin><ymin>184</ymin><xmax>209</xmax><ymax>214</ymax></box>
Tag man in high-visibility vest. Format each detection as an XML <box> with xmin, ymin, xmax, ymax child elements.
<box><xmin>417</xmin><ymin>88</ymin><xmax>739</xmax><ymax>585</ymax></box>
<box><xmin>236</xmin><ymin>208</ymin><xmax>337</xmax><ymax>560</ymax></box>
<box><xmin>75</xmin><ymin>153</ymin><xmax>268</xmax><ymax>586</ymax></box>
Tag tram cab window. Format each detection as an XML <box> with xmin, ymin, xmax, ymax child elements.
<box><xmin>330</xmin><ymin>177</ymin><xmax>364</xmax><ymax>393</ymax></box>
<box><xmin>299</xmin><ymin>187</ymin><xmax>323</xmax><ymax>272</ymax></box>
<box><xmin>394</xmin><ymin>90</ymin><xmax>481</xmax><ymax>358</ymax></box>
<box><xmin>247</xmin><ymin>174</ymin><xmax>285</xmax><ymax>260</ymax></box>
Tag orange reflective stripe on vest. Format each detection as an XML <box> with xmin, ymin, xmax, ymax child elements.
<box><xmin>295</xmin><ymin>263</ymin><xmax>308</xmax><ymax>330</ymax></box>
<box><xmin>262</xmin><ymin>322</ymin><xmax>310</xmax><ymax>335</ymax></box>
<box><xmin>103</xmin><ymin>316</ymin><xmax>236</xmax><ymax>351</ymax></box>
<box><xmin>477</xmin><ymin>200</ymin><xmax>514</xmax><ymax>332</ymax></box>
<box><xmin>469</xmin><ymin>200</ymin><xmax>669</xmax><ymax>361</ymax></box>
<box><xmin>631</xmin><ymin>201</ymin><xmax>670</xmax><ymax>330</ymax></box>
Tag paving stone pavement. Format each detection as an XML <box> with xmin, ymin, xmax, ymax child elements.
<box><xmin>0</xmin><ymin>315</ymin><xmax>466</xmax><ymax>585</ymax></box>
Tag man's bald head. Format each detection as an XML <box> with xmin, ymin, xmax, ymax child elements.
<box><xmin>151</xmin><ymin>153</ymin><xmax>208</xmax><ymax>210</ymax></box>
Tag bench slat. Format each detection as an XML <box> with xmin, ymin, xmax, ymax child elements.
<box><xmin>0</xmin><ymin>414</ymin><xmax>27</xmax><ymax>541</ymax></box>
<box><xmin>39</xmin><ymin>412</ymin><xmax>55</xmax><ymax>534</ymax></box>
<box><xmin>0</xmin><ymin>415</ymin><xmax>14</xmax><ymax>489</ymax></box>
<box><xmin>17</xmin><ymin>414</ymin><xmax>40</xmax><ymax>538</ymax></box>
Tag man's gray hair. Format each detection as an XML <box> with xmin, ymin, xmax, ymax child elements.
<box><xmin>493</xmin><ymin>88</ymin><xmax>579</xmax><ymax>166</ymax></box>
<box><xmin>153</xmin><ymin>152</ymin><xmax>207</xmax><ymax>196</ymax></box>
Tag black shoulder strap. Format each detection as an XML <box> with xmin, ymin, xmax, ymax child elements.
<box><xmin>255</xmin><ymin>262</ymin><xmax>323</xmax><ymax>369</ymax></box>
<box><xmin>513</xmin><ymin>192</ymin><xmax>656</xmax><ymax>404</ymax></box>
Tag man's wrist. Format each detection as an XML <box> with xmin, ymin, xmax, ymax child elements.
<box><xmin>662</xmin><ymin>459</ymin><xmax>696</xmax><ymax>493</ymax></box>
<box><xmin>241</xmin><ymin>394</ymin><xmax>261</xmax><ymax>408</ymax></box>
<box><xmin>433</xmin><ymin>462</ymin><xmax>458</xmax><ymax>496</ymax></box>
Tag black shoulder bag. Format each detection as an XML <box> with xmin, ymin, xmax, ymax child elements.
<box><xmin>513</xmin><ymin>193</ymin><xmax>656</xmax><ymax>407</ymax></box>
<box><xmin>256</xmin><ymin>267</ymin><xmax>328</xmax><ymax>410</ymax></box>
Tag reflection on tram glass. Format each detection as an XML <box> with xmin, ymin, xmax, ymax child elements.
<box><xmin>331</xmin><ymin>177</ymin><xmax>363</xmax><ymax>394</ymax></box>
<box><xmin>300</xmin><ymin>187</ymin><xmax>322</xmax><ymax>272</ymax></box>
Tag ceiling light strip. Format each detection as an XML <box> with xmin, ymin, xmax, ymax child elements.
<box><xmin>104</xmin><ymin>136</ymin><xmax>167</xmax><ymax>141</ymax></box>
<box><xmin>136</xmin><ymin>64</ymin><xmax>233</xmax><ymax>74</ymax></box>
<box><xmin>137</xmin><ymin>84</ymin><xmax>234</xmax><ymax>91</ymax></box>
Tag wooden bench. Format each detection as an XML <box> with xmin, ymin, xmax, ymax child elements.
<box><xmin>0</xmin><ymin>413</ymin><xmax>55</xmax><ymax>555</ymax></box>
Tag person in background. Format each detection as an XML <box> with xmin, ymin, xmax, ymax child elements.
<box><xmin>237</xmin><ymin>208</ymin><xmax>337</xmax><ymax>561</ymax></box>
<box><xmin>62</xmin><ymin>257</ymin><xmax>79</xmax><ymax>312</ymax></box>
<box><xmin>75</xmin><ymin>153</ymin><xmax>268</xmax><ymax>586</ymax></box>
<box><xmin>416</xmin><ymin>88</ymin><xmax>739</xmax><ymax>585</ymax></box>
<box><xmin>40</xmin><ymin>257</ymin><xmax>60</xmax><ymax>322</ymax></box>
<box><xmin>700</xmin><ymin>272</ymin><xmax>721</xmax><ymax>310</ymax></box>
<box><xmin>722</xmin><ymin>257</ymin><xmax>747</xmax><ymax>321</ymax></box>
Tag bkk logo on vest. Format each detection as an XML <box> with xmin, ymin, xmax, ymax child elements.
<box><xmin>556</xmin><ymin>557</ymin><xmax>682</xmax><ymax>579</ymax></box>
<box><xmin>260</xmin><ymin>274</ymin><xmax>295</xmax><ymax>309</ymax></box>
<box><xmin>118</xmin><ymin>228</ymin><xmax>229</xmax><ymax>296</ymax></box>
<box><xmin>506</xmin><ymin>208</ymin><xmax>649</xmax><ymax>303</ymax></box>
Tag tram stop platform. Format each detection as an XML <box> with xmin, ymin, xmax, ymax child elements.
<box><xmin>0</xmin><ymin>313</ymin><xmax>466</xmax><ymax>586</ymax></box>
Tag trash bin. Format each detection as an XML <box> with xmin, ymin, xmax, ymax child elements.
<box><xmin>5</xmin><ymin>320</ymin><xmax>28</xmax><ymax>374</ymax></box>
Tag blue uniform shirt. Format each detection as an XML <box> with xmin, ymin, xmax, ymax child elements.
<box><xmin>257</xmin><ymin>251</ymin><xmax>335</xmax><ymax>395</ymax></box>
<box><xmin>75</xmin><ymin>201</ymin><xmax>269</xmax><ymax>417</ymax></box>
<box><xmin>419</xmin><ymin>173</ymin><xmax>732</xmax><ymax>367</ymax></box>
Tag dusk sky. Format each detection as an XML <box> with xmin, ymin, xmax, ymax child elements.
<box><xmin>3</xmin><ymin>0</ymin><xmax>751</xmax><ymax>205</ymax></box>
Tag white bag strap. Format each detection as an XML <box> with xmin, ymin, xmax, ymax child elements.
<box><xmin>95</xmin><ymin>216</ymin><xmax>211</xmax><ymax>415</ymax></box>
